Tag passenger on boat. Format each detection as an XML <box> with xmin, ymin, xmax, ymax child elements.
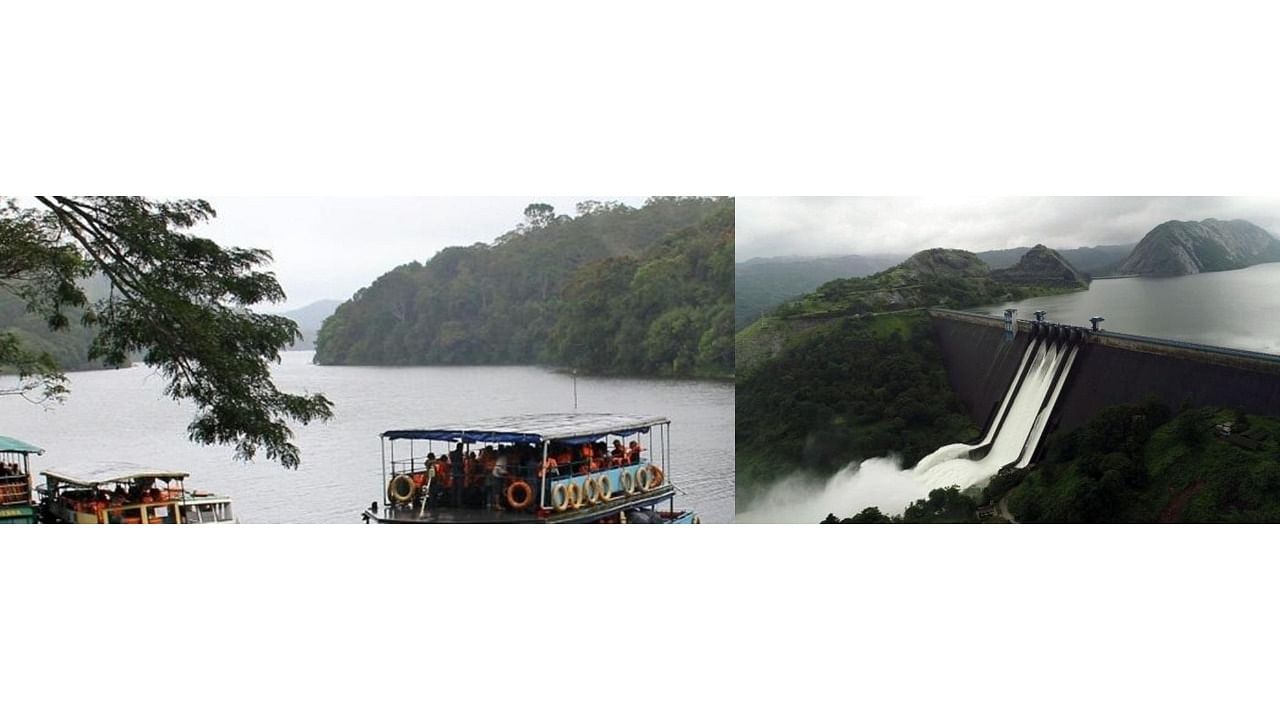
<box><xmin>450</xmin><ymin>443</ymin><xmax>465</xmax><ymax>506</ymax></box>
<box><xmin>423</xmin><ymin>453</ymin><xmax>443</xmax><ymax>508</ymax></box>
<box><xmin>629</xmin><ymin>441</ymin><xmax>643</xmax><ymax>464</ymax></box>
<box><xmin>611</xmin><ymin>440</ymin><xmax>625</xmax><ymax>467</ymax></box>
<box><xmin>487</xmin><ymin>453</ymin><xmax>508</xmax><ymax>510</ymax></box>
<box><xmin>466</xmin><ymin>451</ymin><xmax>480</xmax><ymax>487</ymax></box>
<box><xmin>582</xmin><ymin>444</ymin><xmax>601</xmax><ymax>472</ymax></box>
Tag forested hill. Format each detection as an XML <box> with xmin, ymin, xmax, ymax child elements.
<box><xmin>313</xmin><ymin>197</ymin><xmax>734</xmax><ymax>377</ymax></box>
<box><xmin>0</xmin><ymin>275</ymin><xmax>119</xmax><ymax>372</ymax></box>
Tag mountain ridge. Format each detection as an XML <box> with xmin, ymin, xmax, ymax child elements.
<box><xmin>1116</xmin><ymin>219</ymin><xmax>1280</xmax><ymax>276</ymax></box>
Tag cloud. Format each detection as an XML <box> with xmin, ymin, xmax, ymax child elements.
<box><xmin>737</xmin><ymin>197</ymin><xmax>1280</xmax><ymax>260</ymax></box>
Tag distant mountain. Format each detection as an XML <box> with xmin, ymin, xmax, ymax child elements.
<box><xmin>281</xmin><ymin>299</ymin><xmax>341</xmax><ymax>351</ymax></box>
<box><xmin>734</xmin><ymin>253</ymin><xmax>905</xmax><ymax>329</ymax></box>
<box><xmin>977</xmin><ymin>243</ymin><xmax>1135</xmax><ymax>276</ymax></box>
<box><xmin>1116</xmin><ymin>219</ymin><xmax>1280</xmax><ymax>276</ymax></box>
<box><xmin>990</xmin><ymin>244</ymin><xmax>1088</xmax><ymax>288</ymax></box>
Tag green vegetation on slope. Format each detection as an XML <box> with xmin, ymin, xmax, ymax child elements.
<box><xmin>0</xmin><ymin>275</ymin><xmax>120</xmax><ymax>372</ymax></box>
<box><xmin>315</xmin><ymin>197</ymin><xmax>733</xmax><ymax>378</ymax></box>
<box><xmin>776</xmin><ymin>248</ymin><xmax>1086</xmax><ymax>320</ymax></box>
<box><xmin>734</xmin><ymin>254</ymin><xmax>903</xmax><ymax>330</ymax></box>
<box><xmin>0</xmin><ymin>292</ymin><xmax>102</xmax><ymax>371</ymax></box>
<box><xmin>1001</xmin><ymin>403</ymin><xmax>1280</xmax><ymax>522</ymax></box>
<box><xmin>821</xmin><ymin>485</ymin><xmax>979</xmax><ymax>524</ymax></box>
<box><xmin>735</xmin><ymin>311</ymin><xmax>978</xmax><ymax>501</ymax></box>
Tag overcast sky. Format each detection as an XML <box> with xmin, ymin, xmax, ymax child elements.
<box><xmin>196</xmin><ymin>197</ymin><xmax>646</xmax><ymax>310</ymax></box>
<box><xmin>737</xmin><ymin>197</ymin><xmax>1280</xmax><ymax>261</ymax></box>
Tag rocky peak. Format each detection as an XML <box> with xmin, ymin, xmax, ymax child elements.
<box><xmin>991</xmin><ymin>244</ymin><xmax>1088</xmax><ymax>287</ymax></box>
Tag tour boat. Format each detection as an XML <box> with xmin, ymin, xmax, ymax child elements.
<box><xmin>37</xmin><ymin>462</ymin><xmax>236</xmax><ymax>524</ymax></box>
<box><xmin>0</xmin><ymin>436</ymin><xmax>43</xmax><ymax>525</ymax></box>
<box><xmin>362</xmin><ymin>413</ymin><xmax>700</xmax><ymax>524</ymax></box>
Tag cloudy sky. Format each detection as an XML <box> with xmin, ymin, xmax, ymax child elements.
<box><xmin>737</xmin><ymin>197</ymin><xmax>1280</xmax><ymax>261</ymax></box>
<box><xmin>197</xmin><ymin>197</ymin><xmax>646</xmax><ymax>310</ymax></box>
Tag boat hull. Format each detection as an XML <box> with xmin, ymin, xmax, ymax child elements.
<box><xmin>363</xmin><ymin>486</ymin><xmax>698</xmax><ymax>524</ymax></box>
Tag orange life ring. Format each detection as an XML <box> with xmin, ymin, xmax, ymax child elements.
<box><xmin>647</xmin><ymin>465</ymin><xmax>665</xmax><ymax>490</ymax></box>
<box><xmin>505</xmin><ymin>480</ymin><xmax>534</xmax><ymax>511</ymax></box>
<box><xmin>551</xmin><ymin>484</ymin><xmax>570</xmax><ymax>512</ymax></box>
<box><xmin>388</xmin><ymin>474</ymin><xmax>415</xmax><ymax>504</ymax></box>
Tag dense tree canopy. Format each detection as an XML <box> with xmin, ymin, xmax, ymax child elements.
<box><xmin>314</xmin><ymin>196</ymin><xmax>733</xmax><ymax>377</ymax></box>
<box><xmin>736</xmin><ymin>311</ymin><xmax>977</xmax><ymax>499</ymax></box>
<box><xmin>0</xmin><ymin>197</ymin><xmax>332</xmax><ymax>467</ymax></box>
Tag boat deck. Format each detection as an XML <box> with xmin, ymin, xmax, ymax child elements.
<box><xmin>385</xmin><ymin>508</ymin><xmax>543</xmax><ymax>523</ymax></box>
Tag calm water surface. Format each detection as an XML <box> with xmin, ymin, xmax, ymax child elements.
<box><xmin>2</xmin><ymin>352</ymin><xmax>734</xmax><ymax>523</ymax></box>
<box><xmin>974</xmin><ymin>263</ymin><xmax>1280</xmax><ymax>354</ymax></box>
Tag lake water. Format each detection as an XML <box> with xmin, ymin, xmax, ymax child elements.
<box><xmin>1</xmin><ymin>352</ymin><xmax>735</xmax><ymax>523</ymax></box>
<box><xmin>973</xmin><ymin>263</ymin><xmax>1280</xmax><ymax>354</ymax></box>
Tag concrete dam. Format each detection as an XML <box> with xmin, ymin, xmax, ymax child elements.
<box><xmin>929</xmin><ymin>308</ymin><xmax>1280</xmax><ymax>464</ymax></box>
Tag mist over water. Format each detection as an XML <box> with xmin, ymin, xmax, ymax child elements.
<box><xmin>738</xmin><ymin>339</ymin><xmax>1074</xmax><ymax>523</ymax></box>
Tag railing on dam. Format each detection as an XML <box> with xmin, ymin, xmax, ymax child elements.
<box><xmin>928</xmin><ymin>307</ymin><xmax>1280</xmax><ymax>375</ymax></box>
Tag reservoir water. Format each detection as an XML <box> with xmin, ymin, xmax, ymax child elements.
<box><xmin>2</xmin><ymin>352</ymin><xmax>735</xmax><ymax>523</ymax></box>
<box><xmin>973</xmin><ymin>262</ymin><xmax>1280</xmax><ymax>354</ymax></box>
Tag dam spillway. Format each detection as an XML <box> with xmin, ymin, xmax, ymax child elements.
<box><xmin>929</xmin><ymin>308</ymin><xmax>1280</xmax><ymax>449</ymax></box>
<box><xmin>909</xmin><ymin>328</ymin><xmax>1083</xmax><ymax>491</ymax></box>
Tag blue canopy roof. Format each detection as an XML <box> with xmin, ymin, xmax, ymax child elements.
<box><xmin>383</xmin><ymin>413</ymin><xmax>668</xmax><ymax>445</ymax></box>
<box><xmin>0</xmin><ymin>435</ymin><xmax>43</xmax><ymax>455</ymax></box>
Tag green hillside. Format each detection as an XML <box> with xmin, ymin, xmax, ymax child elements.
<box><xmin>734</xmin><ymin>253</ymin><xmax>903</xmax><ymax>330</ymax></box>
<box><xmin>1003</xmin><ymin>404</ymin><xmax>1280</xmax><ymax>522</ymax></box>
<box><xmin>0</xmin><ymin>276</ymin><xmax>118</xmax><ymax>372</ymax></box>
<box><xmin>315</xmin><ymin>197</ymin><xmax>734</xmax><ymax>378</ymax></box>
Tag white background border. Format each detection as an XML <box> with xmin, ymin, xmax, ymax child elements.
<box><xmin>5</xmin><ymin>1</ymin><xmax>1280</xmax><ymax>717</ymax></box>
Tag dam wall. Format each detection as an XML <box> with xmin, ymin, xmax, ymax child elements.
<box><xmin>930</xmin><ymin>309</ymin><xmax>1280</xmax><ymax>438</ymax></box>
<box><xmin>928</xmin><ymin>310</ymin><xmax>1032</xmax><ymax>433</ymax></box>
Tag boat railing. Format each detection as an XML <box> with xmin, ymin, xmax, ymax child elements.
<box><xmin>389</xmin><ymin>454</ymin><xmax>649</xmax><ymax>483</ymax></box>
<box><xmin>0</xmin><ymin>475</ymin><xmax>31</xmax><ymax>506</ymax></box>
<box><xmin>35</xmin><ymin>487</ymin><xmax>183</xmax><ymax>524</ymax></box>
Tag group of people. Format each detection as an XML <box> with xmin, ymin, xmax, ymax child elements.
<box><xmin>404</xmin><ymin>438</ymin><xmax>647</xmax><ymax>512</ymax></box>
<box><xmin>59</xmin><ymin>481</ymin><xmax>170</xmax><ymax>516</ymax></box>
<box><xmin>0</xmin><ymin>461</ymin><xmax>24</xmax><ymax>478</ymax></box>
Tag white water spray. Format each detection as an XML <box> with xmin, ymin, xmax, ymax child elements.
<box><xmin>739</xmin><ymin>337</ymin><xmax>1078</xmax><ymax>523</ymax></box>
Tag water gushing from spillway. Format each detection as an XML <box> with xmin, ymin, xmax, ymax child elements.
<box><xmin>738</xmin><ymin>336</ymin><xmax>1079</xmax><ymax>523</ymax></box>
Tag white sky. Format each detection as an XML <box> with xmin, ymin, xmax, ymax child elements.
<box><xmin>737</xmin><ymin>197</ymin><xmax>1280</xmax><ymax>261</ymax></box>
<box><xmin>198</xmin><ymin>197</ymin><xmax>647</xmax><ymax>310</ymax></box>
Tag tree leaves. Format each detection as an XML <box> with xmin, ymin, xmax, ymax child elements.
<box><xmin>1</xmin><ymin>196</ymin><xmax>333</xmax><ymax>468</ymax></box>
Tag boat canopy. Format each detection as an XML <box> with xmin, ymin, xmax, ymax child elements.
<box><xmin>42</xmin><ymin>461</ymin><xmax>188</xmax><ymax>487</ymax></box>
<box><xmin>0</xmin><ymin>435</ymin><xmax>43</xmax><ymax>455</ymax></box>
<box><xmin>383</xmin><ymin>413</ymin><xmax>669</xmax><ymax>445</ymax></box>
